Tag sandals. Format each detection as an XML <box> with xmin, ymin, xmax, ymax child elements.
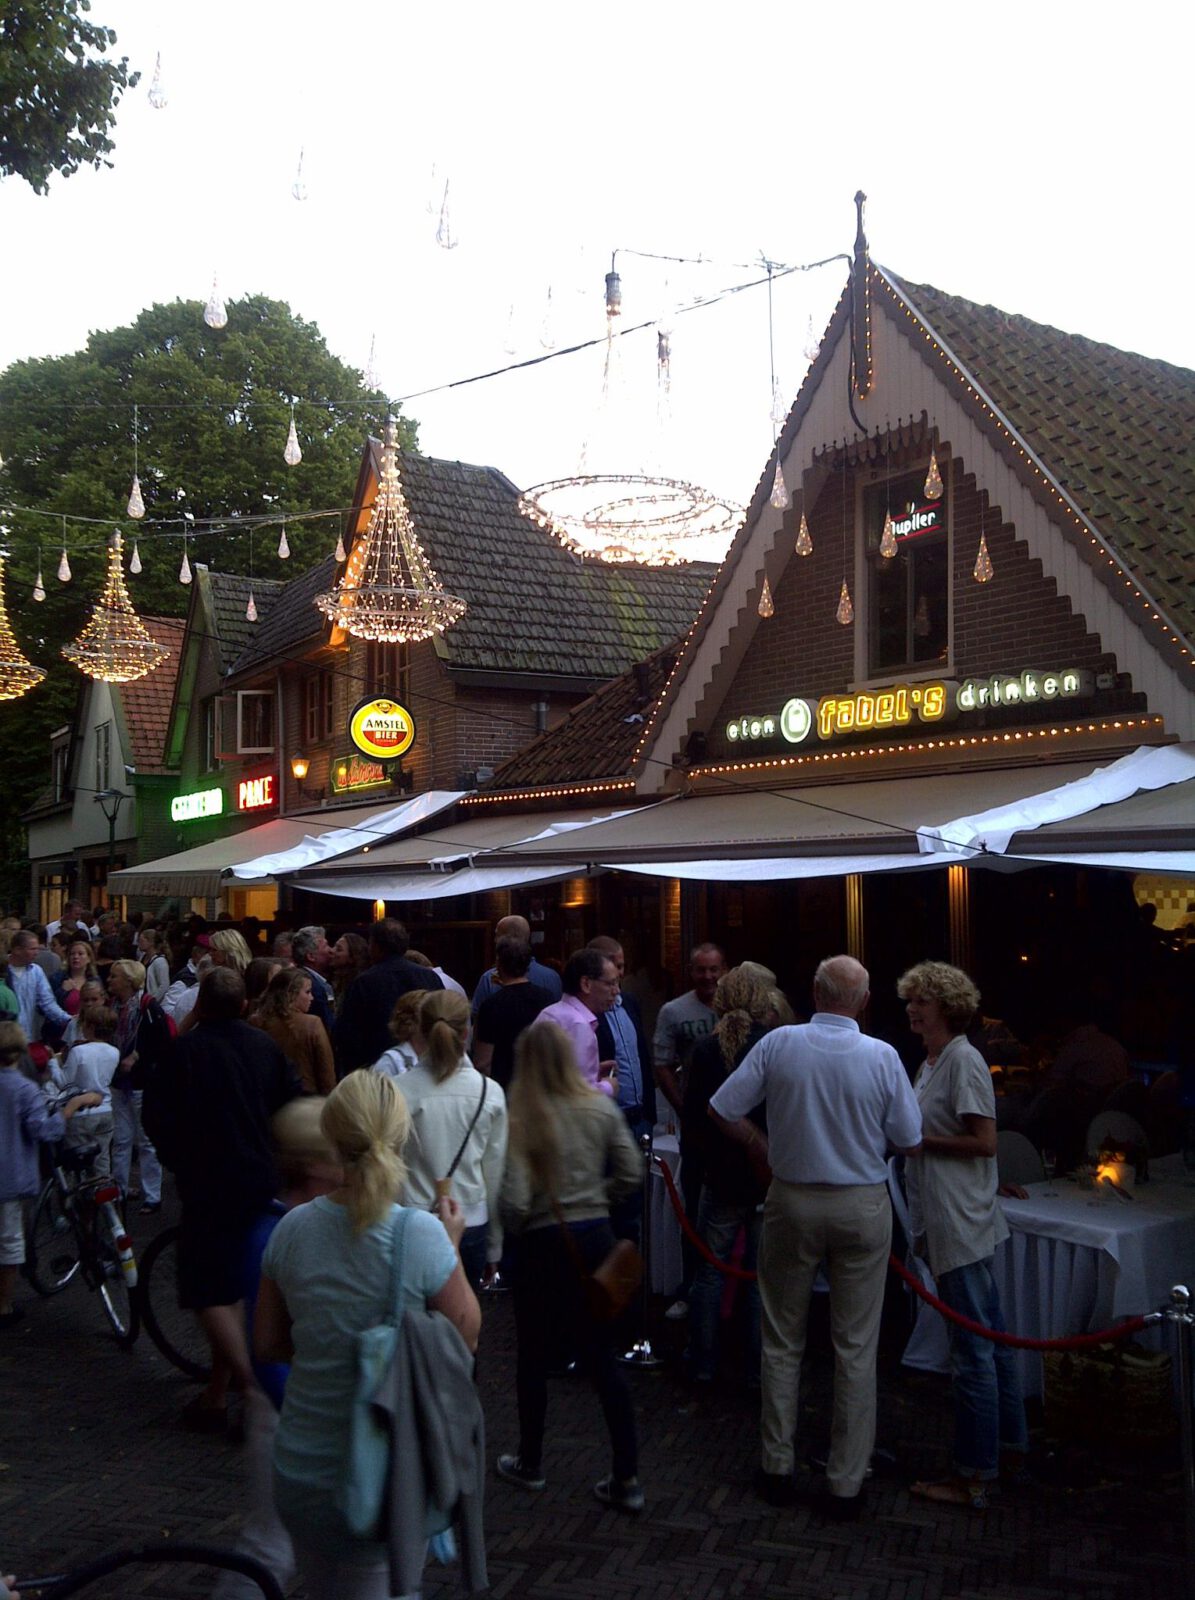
<box><xmin>910</xmin><ymin>1476</ymin><xmax>988</xmax><ymax>1510</ymax></box>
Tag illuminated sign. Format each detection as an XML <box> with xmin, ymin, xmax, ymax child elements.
<box><xmin>331</xmin><ymin>753</ymin><xmax>392</xmax><ymax>794</ymax></box>
<box><xmin>237</xmin><ymin>773</ymin><xmax>276</xmax><ymax>812</ymax></box>
<box><xmin>349</xmin><ymin>697</ymin><xmax>415</xmax><ymax>761</ymax></box>
<box><xmin>171</xmin><ymin>787</ymin><xmax>224</xmax><ymax>823</ymax></box>
<box><xmin>888</xmin><ymin>497</ymin><xmax>944</xmax><ymax>543</ymax></box>
<box><xmin>723</xmin><ymin>666</ymin><xmax>1094</xmax><ymax>747</ymax></box>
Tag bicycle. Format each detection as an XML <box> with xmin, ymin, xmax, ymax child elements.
<box><xmin>13</xmin><ymin>1540</ymin><xmax>284</xmax><ymax>1597</ymax></box>
<box><xmin>23</xmin><ymin>1094</ymin><xmax>140</xmax><ymax>1348</ymax></box>
<box><xmin>137</xmin><ymin>1224</ymin><xmax>212</xmax><ymax>1382</ymax></box>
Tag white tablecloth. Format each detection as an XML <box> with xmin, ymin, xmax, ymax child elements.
<box><xmin>904</xmin><ymin>1156</ymin><xmax>1195</xmax><ymax>1393</ymax></box>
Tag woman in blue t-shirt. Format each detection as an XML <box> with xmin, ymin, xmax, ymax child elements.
<box><xmin>255</xmin><ymin>1071</ymin><xmax>480</xmax><ymax>1599</ymax></box>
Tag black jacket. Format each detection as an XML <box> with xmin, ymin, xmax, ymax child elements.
<box><xmin>333</xmin><ymin>956</ymin><xmax>444</xmax><ymax>1076</ymax></box>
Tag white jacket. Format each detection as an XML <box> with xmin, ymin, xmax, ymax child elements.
<box><xmin>396</xmin><ymin>1059</ymin><xmax>508</xmax><ymax>1263</ymax></box>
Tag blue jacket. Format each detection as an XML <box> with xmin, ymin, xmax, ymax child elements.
<box><xmin>0</xmin><ymin>1070</ymin><xmax>66</xmax><ymax>1201</ymax></box>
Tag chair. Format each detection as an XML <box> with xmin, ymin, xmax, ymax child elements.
<box><xmin>886</xmin><ymin>1157</ymin><xmax>950</xmax><ymax>1373</ymax></box>
<box><xmin>996</xmin><ymin>1130</ymin><xmax>1044</xmax><ymax>1187</ymax></box>
<box><xmin>1085</xmin><ymin>1110</ymin><xmax>1148</xmax><ymax>1158</ymax></box>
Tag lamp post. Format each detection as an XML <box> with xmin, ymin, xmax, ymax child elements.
<box><xmin>94</xmin><ymin>787</ymin><xmax>131</xmax><ymax>907</ymax></box>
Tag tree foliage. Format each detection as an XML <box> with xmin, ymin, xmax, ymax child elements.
<box><xmin>0</xmin><ymin>294</ymin><xmax>415</xmax><ymax>905</ymax></box>
<box><xmin>0</xmin><ymin>1</ymin><xmax>140</xmax><ymax>193</ymax></box>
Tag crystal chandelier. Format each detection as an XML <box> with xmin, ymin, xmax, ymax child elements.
<box><xmin>519</xmin><ymin>474</ymin><xmax>741</xmax><ymax>566</ymax></box>
<box><xmin>315</xmin><ymin>419</ymin><xmax>467</xmax><ymax>643</ymax></box>
<box><xmin>0</xmin><ymin>556</ymin><xmax>45</xmax><ymax>700</ymax></box>
<box><xmin>62</xmin><ymin>533</ymin><xmax>169</xmax><ymax>682</ymax></box>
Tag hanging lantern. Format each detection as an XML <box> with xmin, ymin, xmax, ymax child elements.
<box><xmin>57</xmin><ymin>548</ymin><xmax>71</xmax><ymax>583</ymax></box>
<box><xmin>277</xmin><ymin>524</ymin><xmax>290</xmax><ymax>560</ymax></box>
<box><xmin>795</xmin><ymin>513</ymin><xmax>813</xmax><ymax>556</ymax></box>
<box><xmin>147</xmin><ymin>51</ymin><xmax>168</xmax><ymax>108</ymax></box>
<box><xmin>880</xmin><ymin>510</ymin><xmax>897</xmax><ymax>558</ymax></box>
<box><xmin>126</xmin><ymin>476</ymin><xmax>145</xmax><ymax>519</ymax></box>
<box><xmin>129</xmin><ymin>540</ymin><xmax>142</xmax><ymax>575</ymax></box>
<box><xmin>32</xmin><ymin>565</ymin><xmax>46</xmax><ymax>602</ymax></box>
<box><xmin>0</xmin><ymin>557</ymin><xmax>45</xmax><ymax>700</ymax></box>
<box><xmin>284</xmin><ymin>409</ymin><xmax>302</xmax><ymax>467</ymax></box>
<box><xmin>924</xmin><ymin>450</ymin><xmax>943</xmax><ymax>500</ymax></box>
<box><xmin>204</xmin><ymin>276</ymin><xmax>228</xmax><ymax>330</ymax></box>
<box><xmin>335</xmin><ymin>530</ymin><xmax>347</xmax><ymax>563</ymax></box>
<box><xmin>605</xmin><ymin>270</ymin><xmax>622</xmax><ymax>318</ymax></box>
<box><xmin>757</xmin><ymin>576</ymin><xmax>775</xmax><ymax>619</ymax></box>
<box><xmin>315</xmin><ymin>418</ymin><xmax>467</xmax><ymax>643</ymax></box>
<box><xmin>291</xmin><ymin>148</ymin><xmax>308</xmax><ymax>202</ymax></box>
<box><xmin>246</xmin><ymin>590</ymin><xmax>258</xmax><ymax>622</ymax></box>
<box><xmin>973</xmin><ymin>532</ymin><xmax>994</xmax><ymax>584</ymax></box>
<box><xmin>61</xmin><ymin>534</ymin><xmax>168</xmax><ymax>683</ymax></box>
<box><xmin>179</xmin><ymin>546</ymin><xmax>192</xmax><ymax>585</ymax></box>
<box><xmin>770</xmin><ymin>459</ymin><xmax>790</xmax><ymax>511</ymax></box>
<box><xmin>836</xmin><ymin>579</ymin><xmax>854</xmax><ymax>626</ymax></box>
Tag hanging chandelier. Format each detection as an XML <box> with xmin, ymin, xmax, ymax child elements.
<box><xmin>518</xmin><ymin>473</ymin><xmax>741</xmax><ymax>566</ymax></box>
<box><xmin>0</xmin><ymin>556</ymin><xmax>45</xmax><ymax>700</ymax></box>
<box><xmin>315</xmin><ymin>419</ymin><xmax>467</xmax><ymax>643</ymax></box>
<box><xmin>62</xmin><ymin>533</ymin><xmax>169</xmax><ymax>683</ymax></box>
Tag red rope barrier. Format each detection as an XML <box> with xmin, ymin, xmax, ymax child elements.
<box><xmin>652</xmin><ymin>1152</ymin><xmax>1150</xmax><ymax>1351</ymax></box>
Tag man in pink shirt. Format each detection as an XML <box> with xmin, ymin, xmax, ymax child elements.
<box><xmin>536</xmin><ymin>950</ymin><xmax>620</xmax><ymax>1096</ymax></box>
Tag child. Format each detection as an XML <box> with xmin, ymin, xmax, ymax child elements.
<box><xmin>60</xmin><ymin>979</ymin><xmax>106</xmax><ymax>1050</ymax></box>
<box><xmin>59</xmin><ymin>1003</ymin><xmax>120</xmax><ymax>1177</ymax></box>
<box><xmin>0</xmin><ymin>1021</ymin><xmax>99</xmax><ymax>1326</ymax></box>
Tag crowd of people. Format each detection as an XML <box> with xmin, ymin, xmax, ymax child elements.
<box><xmin>3</xmin><ymin>893</ymin><xmax>1183</xmax><ymax>1596</ymax></box>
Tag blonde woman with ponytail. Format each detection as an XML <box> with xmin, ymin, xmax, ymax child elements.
<box><xmin>254</xmin><ymin>1071</ymin><xmax>479</xmax><ymax>1598</ymax></box>
<box><xmin>394</xmin><ymin>990</ymin><xmax>508</xmax><ymax>1291</ymax></box>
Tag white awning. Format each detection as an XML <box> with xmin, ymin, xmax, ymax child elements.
<box><xmin>297</xmin><ymin>864</ymin><xmax>585</xmax><ymax>901</ymax></box>
<box><xmin>224</xmin><ymin>790</ymin><xmax>466</xmax><ymax>880</ymax></box>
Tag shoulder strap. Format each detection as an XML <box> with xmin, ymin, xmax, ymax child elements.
<box><xmin>442</xmin><ymin>1071</ymin><xmax>487</xmax><ymax>1184</ymax></box>
<box><xmin>384</xmin><ymin>1206</ymin><xmax>414</xmax><ymax>1328</ymax></box>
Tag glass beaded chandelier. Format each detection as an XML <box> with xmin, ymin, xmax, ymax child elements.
<box><xmin>62</xmin><ymin>533</ymin><xmax>169</xmax><ymax>682</ymax></box>
<box><xmin>0</xmin><ymin>555</ymin><xmax>45</xmax><ymax>700</ymax></box>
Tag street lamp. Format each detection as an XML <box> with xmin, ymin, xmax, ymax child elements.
<box><xmin>94</xmin><ymin>787</ymin><xmax>132</xmax><ymax>903</ymax></box>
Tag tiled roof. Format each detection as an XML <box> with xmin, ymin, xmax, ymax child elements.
<box><xmin>204</xmin><ymin>570</ymin><xmax>285</xmax><ymax>672</ymax></box>
<box><xmin>118</xmin><ymin>616</ymin><xmax>186</xmax><ymax>773</ymax></box>
<box><xmin>226</xmin><ymin>449</ymin><xmax>717</xmax><ymax>682</ymax></box>
<box><xmin>883</xmin><ymin>271</ymin><xmax>1195</xmax><ymax>647</ymax></box>
<box><xmin>488</xmin><ymin>639</ymin><xmax>682</xmax><ymax>790</ymax></box>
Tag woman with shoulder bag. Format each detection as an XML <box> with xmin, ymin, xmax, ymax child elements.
<box><xmin>254</xmin><ymin>1071</ymin><xmax>480</xmax><ymax>1600</ymax></box>
<box><xmin>394</xmin><ymin>990</ymin><xmax>508</xmax><ymax>1291</ymax></box>
<box><xmin>497</xmin><ymin>1020</ymin><xmax>644</xmax><ymax>1513</ymax></box>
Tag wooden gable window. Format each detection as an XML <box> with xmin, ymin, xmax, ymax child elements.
<box><xmin>864</xmin><ymin>466</ymin><xmax>949</xmax><ymax>675</ymax></box>
<box><xmin>304</xmin><ymin>671</ymin><xmax>335</xmax><ymax>743</ymax></box>
<box><xmin>365</xmin><ymin>640</ymin><xmax>410</xmax><ymax>702</ymax></box>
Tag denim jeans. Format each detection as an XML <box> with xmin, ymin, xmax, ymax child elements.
<box><xmin>936</xmin><ymin>1254</ymin><xmax>1029</xmax><ymax>1480</ymax></box>
<box><xmin>687</xmin><ymin>1192</ymin><xmax>761</xmax><ymax>1381</ymax></box>
<box><xmin>111</xmin><ymin>1089</ymin><xmax>161</xmax><ymax>1204</ymax></box>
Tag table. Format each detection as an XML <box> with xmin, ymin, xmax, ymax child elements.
<box><xmin>904</xmin><ymin>1155</ymin><xmax>1195</xmax><ymax>1393</ymax></box>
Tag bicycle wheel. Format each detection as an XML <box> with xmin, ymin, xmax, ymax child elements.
<box><xmin>24</xmin><ymin>1180</ymin><xmax>82</xmax><ymax>1296</ymax></box>
<box><xmin>138</xmin><ymin>1225</ymin><xmax>211</xmax><ymax>1381</ymax></box>
<box><xmin>92</xmin><ymin>1208</ymin><xmax>139</xmax><ymax>1348</ymax></box>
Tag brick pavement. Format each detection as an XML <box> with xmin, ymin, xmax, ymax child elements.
<box><xmin>0</xmin><ymin>1192</ymin><xmax>1188</xmax><ymax>1600</ymax></box>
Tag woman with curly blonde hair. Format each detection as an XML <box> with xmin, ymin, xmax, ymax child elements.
<box><xmin>254</xmin><ymin>1070</ymin><xmax>479</xmax><ymax>1597</ymax></box>
<box><xmin>684</xmin><ymin>965</ymin><xmax>775</xmax><ymax>1382</ymax></box>
<box><xmin>897</xmin><ymin>961</ymin><xmax>1027</xmax><ymax>1508</ymax></box>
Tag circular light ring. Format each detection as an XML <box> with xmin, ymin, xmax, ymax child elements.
<box><xmin>315</xmin><ymin>584</ymin><xmax>467</xmax><ymax>644</ymax></box>
<box><xmin>519</xmin><ymin>474</ymin><xmax>742</xmax><ymax>563</ymax></box>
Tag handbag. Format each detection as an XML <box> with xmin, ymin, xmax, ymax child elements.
<box><xmin>336</xmin><ymin>1206</ymin><xmax>415</xmax><ymax>1539</ymax></box>
<box><xmin>548</xmin><ymin>1192</ymin><xmax>643</xmax><ymax>1324</ymax></box>
<box><xmin>433</xmin><ymin>1072</ymin><xmax>488</xmax><ymax>1203</ymax></box>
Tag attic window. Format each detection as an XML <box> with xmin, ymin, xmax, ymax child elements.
<box><xmin>865</xmin><ymin>467</ymin><xmax>949</xmax><ymax>674</ymax></box>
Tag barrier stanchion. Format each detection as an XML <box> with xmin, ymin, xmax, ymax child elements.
<box><xmin>621</xmin><ymin>1134</ymin><xmax>663</xmax><ymax>1368</ymax></box>
<box><xmin>1154</xmin><ymin>1285</ymin><xmax>1195</xmax><ymax>1600</ymax></box>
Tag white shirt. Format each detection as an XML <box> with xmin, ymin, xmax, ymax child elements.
<box><xmin>710</xmin><ymin>1013</ymin><xmax>922</xmax><ymax>1186</ymax></box>
<box><xmin>142</xmin><ymin>955</ymin><xmax>171</xmax><ymax>1001</ymax></box>
<box><xmin>904</xmin><ymin>1034</ymin><xmax>1008</xmax><ymax>1278</ymax></box>
<box><xmin>164</xmin><ymin>981</ymin><xmax>200</xmax><ymax>1025</ymax></box>
<box><xmin>396</xmin><ymin>1059</ymin><xmax>509</xmax><ymax>1262</ymax></box>
<box><xmin>59</xmin><ymin>1041</ymin><xmax>120</xmax><ymax>1114</ymax></box>
<box><xmin>371</xmin><ymin>1042</ymin><xmax>418</xmax><ymax>1078</ymax></box>
<box><xmin>8</xmin><ymin>962</ymin><xmax>71</xmax><ymax>1039</ymax></box>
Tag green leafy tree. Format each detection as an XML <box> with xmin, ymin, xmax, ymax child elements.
<box><xmin>0</xmin><ymin>294</ymin><xmax>414</xmax><ymax>905</ymax></box>
<box><xmin>0</xmin><ymin>1</ymin><xmax>140</xmax><ymax>193</ymax></box>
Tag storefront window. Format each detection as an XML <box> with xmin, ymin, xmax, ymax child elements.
<box><xmin>865</xmin><ymin>468</ymin><xmax>949</xmax><ymax>675</ymax></box>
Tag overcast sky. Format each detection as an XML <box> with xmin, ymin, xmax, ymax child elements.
<box><xmin>1</xmin><ymin>0</ymin><xmax>1190</xmax><ymax>545</ymax></box>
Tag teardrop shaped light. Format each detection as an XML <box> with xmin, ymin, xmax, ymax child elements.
<box><xmin>335</xmin><ymin>530</ymin><xmax>347</xmax><ymax>563</ymax></box>
<box><xmin>924</xmin><ymin>450</ymin><xmax>943</xmax><ymax>500</ymax></box>
<box><xmin>284</xmin><ymin>410</ymin><xmax>302</xmax><ymax>467</ymax></box>
<box><xmin>127</xmin><ymin>475</ymin><xmax>146</xmax><ymax>519</ymax></box>
<box><xmin>880</xmin><ymin>510</ymin><xmax>897</xmax><ymax>558</ymax></box>
<box><xmin>204</xmin><ymin>276</ymin><xmax>228</xmax><ymax>330</ymax></box>
<box><xmin>757</xmin><ymin>576</ymin><xmax>775</xmax><ymax>619</ymax></box>
<box><xmin>57</xmin><ymin>548</ymin><xmax>71</xmax><ymax>583</ymax></box>
<box><xmin>277</xmin><ymin>524</ymin><xmax>290</xmax><ymax>560</ymax></box>
<box><xmin>33</xmin><ymin>567</ymin><xmax>46</xmax><ymax>602</ymax></box>
<box><xmin>129</xmin><ymin>540</ymin><xmax>142</xmax><ymax>575</ymax></box>
<box><xmin>769</xmin><ymin>459</ymin><xmax>790</xmax><ymax>511</ymax></box>
<box><xmin>147</xmin><ymin>51</ymin><xmax>168</xmax><ymax>109</ymax></box>
<box><xmin>836</xmin><ymin>579</ymin><xmax>854</xmax><ymax>626</ymax></box>
<box><xmin>795</xmin><ymin>513</ymin><xmax>813</xmax><ymax>556</ymax></box>
<box><xmin>246</xmin><ymin>590</ymin><xmax>258</xmax><ymax>622</ymax></box>
<box><xmin>179</xmin><ymin>547</ymin><xmax>192</xmax><ymax>585</ymax></box>
<box><xmin>973</xmin><ymin>532</ymin><xmax>994</xmax><ymax>584</ymax></box>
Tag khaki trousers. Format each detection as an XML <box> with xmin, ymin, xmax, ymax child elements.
<box><xmin>758</xmin><ymin>1179</ymin><xmax>891</xmax><ymax>1495</ymax></box>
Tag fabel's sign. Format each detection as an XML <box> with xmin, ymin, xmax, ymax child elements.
<box><xmin>724</xmin><ymin>665</ymin><xmax>1093</xmax><ymax>748</ymax></box>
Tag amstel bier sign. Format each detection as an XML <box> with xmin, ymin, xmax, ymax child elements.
<box><xmin>348</xmin><ymin>696</ymin><xmax>416</xmax><ymax>761</ymax></box>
